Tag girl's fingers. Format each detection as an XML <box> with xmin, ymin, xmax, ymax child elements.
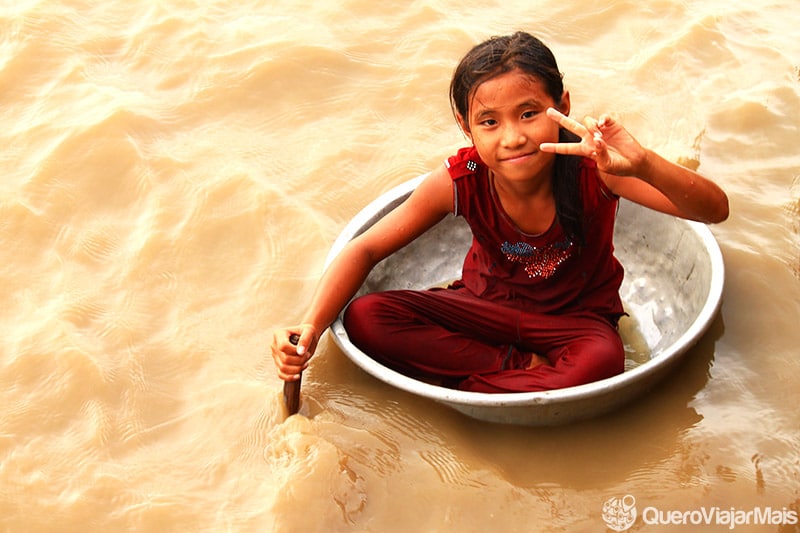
<box><xmin>278</xmin><ymin>367</ymin><xmax>304</xmax><ymax>381</ymax></box>
<box><xmin>270</xmin><ymin>327</ymin><xmax>315</xmax><ymax>380</ymax></box>
<box><xmin>545</xmin><ymin>107</ymin><xmax>588</xmax><ymax>137</ymax></box>
<box><xmin>296</xmin><ymin>327</ymin><xmax>316</xmax><ymax>357</ymax></box>
<box><xmin>542</xmin><ymin>108</ymin><xmax>603</xmax><ymax>156</ymax></box>
<box><xmin>539</xmin><ymin>141</ymin><xmax>585</xmax><ymax>155</ymax></box>
<box><xmin>597</xmin><ymin>113</ymin><xmax>615</xmax><ymax>129</ymax></box>
<box><xmin>275</xmin><ymin>354</ymin><xmax>308</xmax><ymax>380</ymax></box>
<box><xmin>282</xmin><ymin>325</ymin><xmax>316</xmax><ymax>358</ymax></box>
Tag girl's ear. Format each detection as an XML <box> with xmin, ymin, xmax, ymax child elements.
<box><xmin>558</xmin><ymin>90</ymin><xmax>571</xmax><ymax>116</ymax></box>
<box><xmin>456</xmin><ymin>113</ymin><xmax>473</xmax><ymax>143</ymax></box>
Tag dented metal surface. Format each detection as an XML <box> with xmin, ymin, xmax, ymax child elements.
<box><xmin>327</xmin><ymin>176</ymin><xmax>724</xmax><ymax>425</ymax></box>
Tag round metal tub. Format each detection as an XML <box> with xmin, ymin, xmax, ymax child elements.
<box><xmin>327</xmin><ymin>175</ymin><xmax>724</xmax><ymax>425</ymax></box>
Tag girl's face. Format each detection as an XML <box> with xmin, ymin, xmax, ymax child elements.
<box><xmin>458</xmin><ymin>69</ymin><xmax>570</xmax><ymax>184</ymax></box>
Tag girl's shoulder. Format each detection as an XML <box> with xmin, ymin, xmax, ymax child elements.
<box><xmin>445</xmin><ymin>146</ymin><xmax>483</xmax><ymax>180</ymax></box>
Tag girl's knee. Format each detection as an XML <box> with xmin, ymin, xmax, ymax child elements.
<box><xmin>343</xmin><ymin>292</ymin><xmax>409</xmax><ymax>354</ymax></box>
<box><xmin>342</xmin><ymin>294</ymin><xmax>379</xmax><ymax>346</ymax></box>
<box><xmin>547</xmin><ymin>333</ymin><xmax>624</xmax><ymax>387</ymax></box>
<box><xmin>342</xmin><ymin>294</ymin><xmax>370</xmax><ymax>325</ymax></box>
<box><xmin>590</xmin><ymin>332</ymin><xmax>624</xmax><ymax>370</ymax></box>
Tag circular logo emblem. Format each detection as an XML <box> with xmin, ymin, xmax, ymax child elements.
<box><xmin>602</xmin><ymin>494</ymin><xmax>637</xmax><ymax>531</ymax></box>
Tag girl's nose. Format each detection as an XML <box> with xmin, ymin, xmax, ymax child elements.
<box><xmin>501</xmin><ymin>124</ymin><xmax>526</xmax><ymax>147</ymax></box>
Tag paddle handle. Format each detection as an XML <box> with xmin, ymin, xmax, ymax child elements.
<box><xmin>283</xmin><ymin>333</ymin><xmax>302</xmax><ymax>415</ymax></box>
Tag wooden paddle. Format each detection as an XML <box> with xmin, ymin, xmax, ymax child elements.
<box><xmin>283</xmin><ymin>333</ymin><xmax>302</xmax><ymax>415</ymax></box>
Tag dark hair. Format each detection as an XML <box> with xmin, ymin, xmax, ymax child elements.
<box><xmin>449</xmin><ymin>32</ymin><xmax>584</xmax><ymax>245</ymax></box>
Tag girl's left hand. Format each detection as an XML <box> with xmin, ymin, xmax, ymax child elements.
<box><xmin>540</xmin><ymin>108</ymin><xmax>647</xmax><ymax>177</ymax></box>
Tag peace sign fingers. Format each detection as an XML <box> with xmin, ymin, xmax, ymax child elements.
<box><xmin>547</xmin><ymin>107</ymin><xmax>590</xmax><ymax>137</ymax></box>
<box><xmin>539</xmin><ymin>108</ymin><xmax>598</xmax><ymax>157</ymax></box>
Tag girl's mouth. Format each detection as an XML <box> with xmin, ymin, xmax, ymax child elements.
<box><xmin>501</xmin><ymin>152</ymin><xmax>535</xmax><ymax>163</ymax></box>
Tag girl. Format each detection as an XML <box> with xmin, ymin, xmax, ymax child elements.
<box><xmin>271</xmin><ymin>31</ymin><xmax>728</xmax><ymax>393</ymax></box>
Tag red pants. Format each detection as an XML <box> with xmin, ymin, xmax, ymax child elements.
<box><xmin>342</xmin><ymin>288</ymin><xmax>624</xmax><ymax>393</ymax></box>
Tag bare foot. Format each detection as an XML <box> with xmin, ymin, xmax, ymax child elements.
<box><xmin>526</xmin><ymin>353</ymin><xmax>550</xmax><ymax>369</ymax></box>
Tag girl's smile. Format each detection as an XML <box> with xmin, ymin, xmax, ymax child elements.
<box><xmin>500</xmin><ymin>152</ymin><xmax>535</xmax><ymax>164</ymax></box>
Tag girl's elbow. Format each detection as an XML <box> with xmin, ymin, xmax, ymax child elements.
<box><xmin>717</xmin><ymin>200</ymin><xmax>730</xmax><ymax>223</ymax></box>
<box><xmin>705</xmin><ymin>195</ymin><xmax>730</xmax><ymax>224</ymax></box>
<box><xmin>344</xmin><ymin>237</ymin><xmax>385</xmax><ymax>269</ymax></box>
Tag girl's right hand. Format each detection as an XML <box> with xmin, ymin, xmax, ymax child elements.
<box><xmin>540</xmin><ymin>108</ymin><xmax>647</xmax><ymax>177</ymax></box>
<box><xmin>271</xmin><ymin>324</ymin><xmax>318</xmax><ymax>381</ymax></box>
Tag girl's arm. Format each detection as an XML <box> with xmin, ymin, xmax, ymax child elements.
<box><xmin>540</xmin><ymin>108</ymin><xmax>729</xmax><ymax>224</ymax></box>
<box><xmin>271</xmin><ymin>166</ymin><xmax>454</xmax><ymax>381</ymax></box>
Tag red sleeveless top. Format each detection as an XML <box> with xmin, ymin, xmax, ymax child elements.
<box><xmin>445</xmin><ymin>146</ymin><xmax>624</xmax><ymax>317</ymax></box>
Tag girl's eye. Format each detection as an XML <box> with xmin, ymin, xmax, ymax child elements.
<box><xmin>521</xmin><ymin>110</ymin><xmax>536</xmax><ymax>119</ymax></box>
<box><xmin>480</xmin><ymin>119</ymin><xmax>497</xmax><ymax>127</ymax></box>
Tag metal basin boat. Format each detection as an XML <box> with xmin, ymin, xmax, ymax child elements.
<box><xmin>326</xmin><ymin>175</ymin><xmax>724</xmax><ymax>425</ymax></box>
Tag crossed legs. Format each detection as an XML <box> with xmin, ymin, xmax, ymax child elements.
<box><xmin>342</xmin><ymin>288</ymin><xmax>624</xmax><ymax>393</ymax></box>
